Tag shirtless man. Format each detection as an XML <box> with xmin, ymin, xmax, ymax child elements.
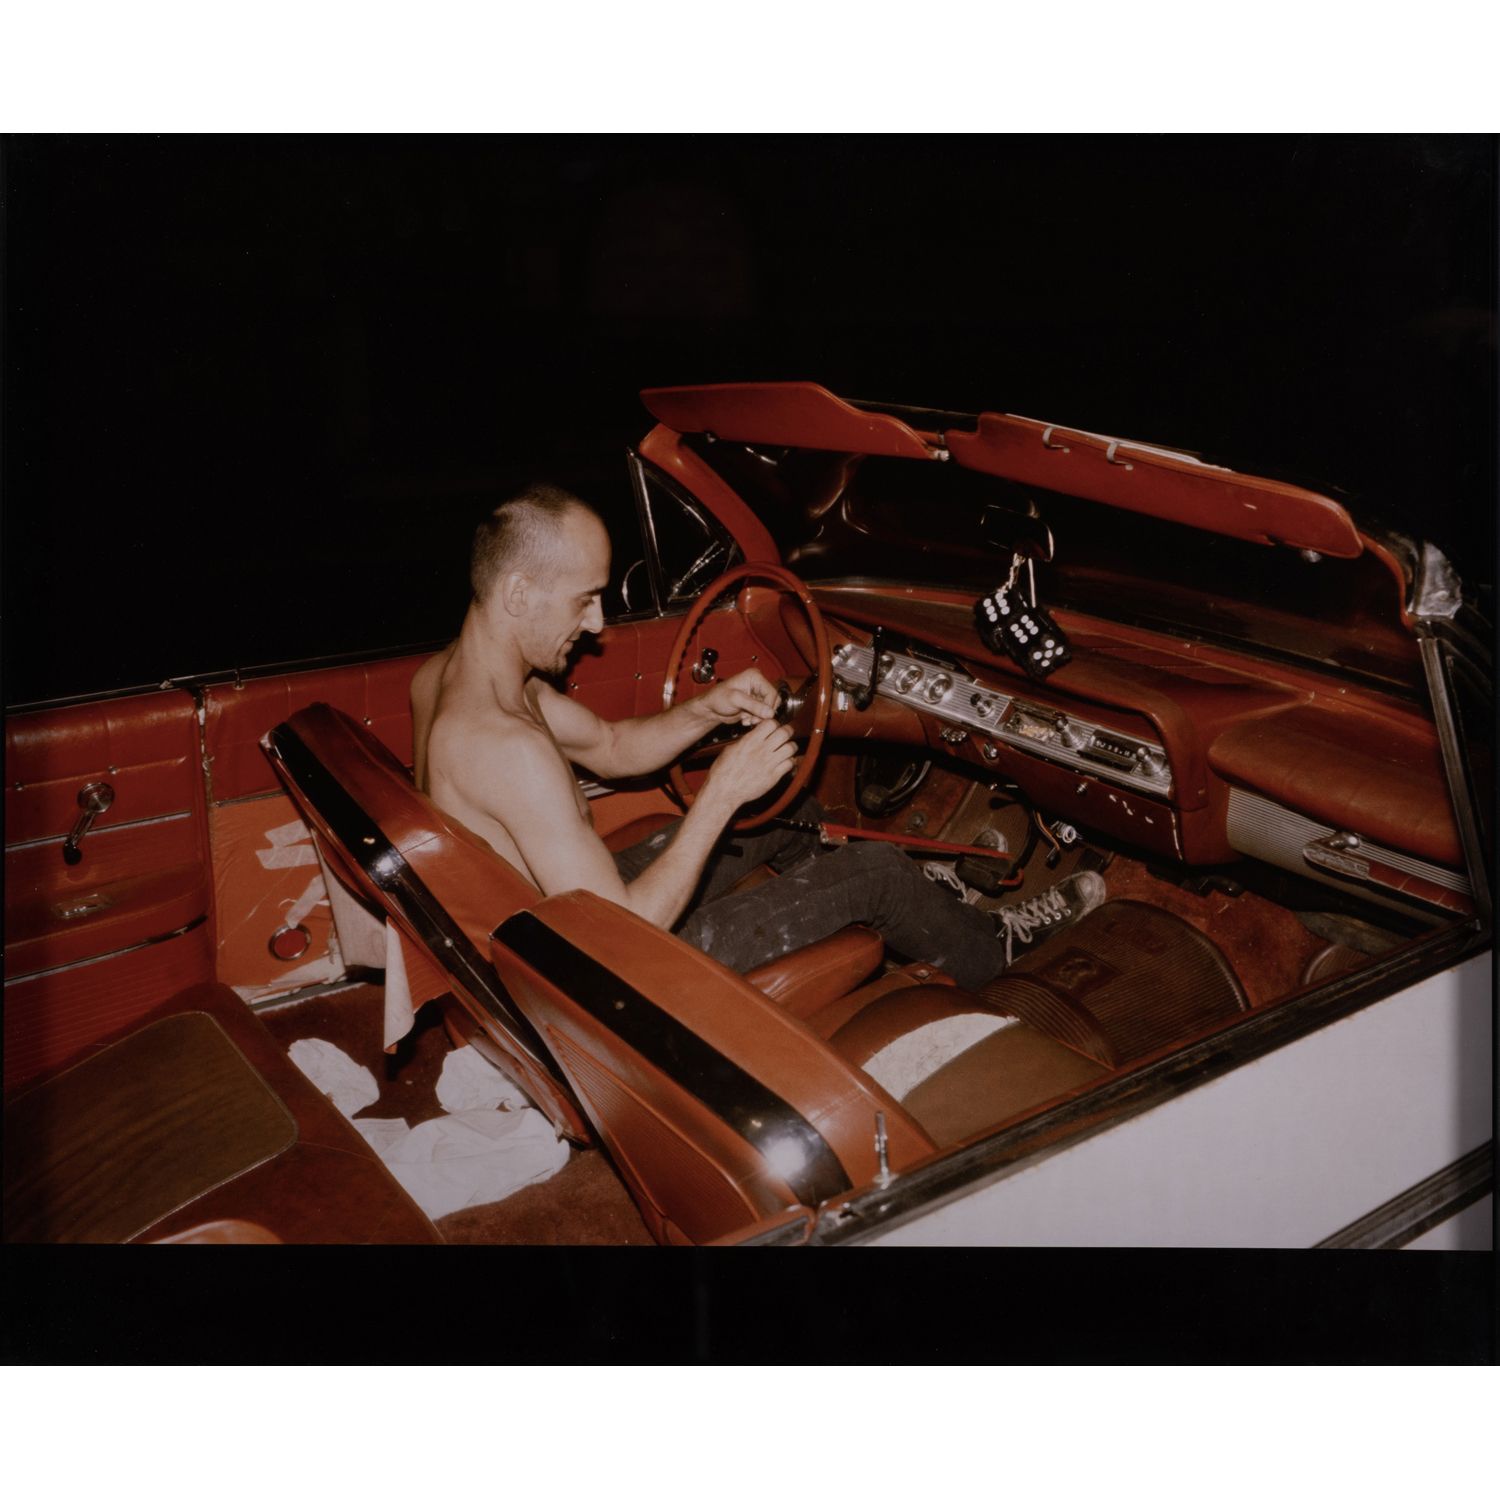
<box><xmin>411</xmin><ymin>483</ymin><xmax>804</xmax><ymax>927</ymax></box>
<box><xmin>412</xmin><ymin>484</ymin><xmax>1102</xmax><ymax>987</ymax></box>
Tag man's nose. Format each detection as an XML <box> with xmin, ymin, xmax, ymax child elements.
<box><xmin>582</xmin><ymin>598</ymin><xmax>605</xmax><ymax>633</ymax></box>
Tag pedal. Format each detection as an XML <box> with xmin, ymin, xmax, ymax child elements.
<box><xmin>1146</xmin><ymin>863</ymin><xmax>1242</xmax><ymax>897</ymax></box>
<box><xmin>955</xmin><ymin>853</ymin><xmax>1015</xmax><ymax>893</ymax></box>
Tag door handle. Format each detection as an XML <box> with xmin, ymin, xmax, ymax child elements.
<box><xmin>63</xmin><ymin>781</ymin><xmax>114</xmax><ymax>866</ymax></box>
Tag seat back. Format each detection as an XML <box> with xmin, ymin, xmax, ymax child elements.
<box><xmin>261</xmin><ymin>703</ymin><xmax>590</xmax><ymax>1142</ymax></box>
<box><xmin>489</xmin><ymin>890</ymin><xmax>936</xmax><ymax>1245</ymax></box>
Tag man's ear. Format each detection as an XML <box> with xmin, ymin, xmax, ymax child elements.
<box><xmin>499</xmin><ymin>570</ymin><xmax>529</xmax><ymax>617</ymax></box>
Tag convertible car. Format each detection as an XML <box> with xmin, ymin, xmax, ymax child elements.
<box><xmin>4</xmin><ymin>381</ymin><xmax>1492</xmax><ymax>1247</ymax></box>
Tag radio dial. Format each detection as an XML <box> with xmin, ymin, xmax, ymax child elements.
<box><xmin>1138</xmin><ymin>748</ymin><xmax>1169</xmax><ymax>780</ymax></box>
<box><xmin>1057</xmin><ymin>717</ymin><xmax>1091</xmax><ymax>751</ymax></box>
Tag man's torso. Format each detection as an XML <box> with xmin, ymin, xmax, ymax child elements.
<box><xmin>410</xmin><ymin>645</ymin><xmax>593</xmax><ymax>888</ymax></box>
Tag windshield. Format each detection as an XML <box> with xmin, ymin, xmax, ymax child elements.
<box><xmin>685</xmin><ymin>435</ymin><xmax>1425</xmax><ymax>695</ymax></box>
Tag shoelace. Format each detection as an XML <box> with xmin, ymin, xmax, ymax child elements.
<box><xmin>921</xmin><ymin>862</ymin><xmax>984</xmax><ymax>905</ymax></box>
<box><xmin>996</xmin><ymin>885</ymin><xmax>1074</xmax><ymax>965</ymax></box>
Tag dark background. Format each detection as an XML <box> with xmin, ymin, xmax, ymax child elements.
<box><xmin>3</xmin><ymin>134</ymin><xmax>1495</xmax><ymax>706</ymax></box>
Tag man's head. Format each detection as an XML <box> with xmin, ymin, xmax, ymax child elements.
<box><xmin>471</xmin><ymin>484</ymin><xmax>611</xmax><ymax>674</ymax></box>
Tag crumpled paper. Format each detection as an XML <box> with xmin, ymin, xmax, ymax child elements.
<box><xmin>350</xmin><ymin>1109</ymin><xmax>570</xmax><ymax>1219</ymax></box>
<box><xmin>287</xmin><ymin>1037</ymin><xmax>380</xmax><ymax>1118</ymax></box>
<box><xmin>435</xmin><ymin>1042</ymin><xmax>529</xmax><ymax>1113</ymax></box>
<box><xmin>288</xmin><ymin>1035</ymin><xmax>570</xmax><ymax>1220</ymax></box>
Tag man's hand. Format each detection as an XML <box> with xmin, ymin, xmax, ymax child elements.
<box><xmin>693</xmin><ymin>667</ymin><xmax>779</xmax><ymax>728</ymax></box>
<box><xmin>704</xmin><ymin>718</ymin><xmax>798</xmax><ymax>810</ymax></box>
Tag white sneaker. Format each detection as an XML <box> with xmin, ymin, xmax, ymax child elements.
<box><xmin>921</xmin><ymin>827</ymin><xmax>1007</xmax><ymax>906</ymax></box>
<box><xmin>921</xmin><ymin>860</ymin><xmax>984</xmax><ymax>903</ymax></box>
<box><xmin>995</xmin><ymin>870</ymin><xmax>1107</xmax><ymax>966</ymax></box>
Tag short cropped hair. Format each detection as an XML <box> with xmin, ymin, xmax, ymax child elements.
<box><xmin>470</xmin><ymin>483</ymin><xmax>595</xmax><ymax>603</ymax></box>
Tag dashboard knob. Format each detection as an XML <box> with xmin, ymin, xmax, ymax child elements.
<box><xmin>1057</xmin><ymin>717</ymin><xmax>1091</xmax><ymax>751</ymax></box>
<box><xmin>1137</xmin><ymin>748</ymin><xmax>1169</xmax><ymax>780</ymax></box>
<box><xmin>924</xmin><ymin>673</ymin><xmax>953</xmax><ymax>704</ymax></box>
<box><xmin>895</xmin><ymin>664</ymin><xmax>924</xmax><ymax>694</ymax></box>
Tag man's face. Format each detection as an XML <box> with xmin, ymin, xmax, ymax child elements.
<box><xmin>524</xmin><ymin>509</ymin><xmax>611</xmax><ymax>675</ymax></box>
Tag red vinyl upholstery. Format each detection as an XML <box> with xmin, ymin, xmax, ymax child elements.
<box><xmin>3</xmin><ymin>982</ymin><xmax>440</xmax><ymax>1244</ymax></box>
<box><xmin>489</xmin><ymin>892</ymin><xmax>935</xmax><ymax>1244</ymax></box>
<box><xmin>743</xmin><ymin>926</ymin><xmax>884</xmax><ymax>1018</ymax></box>
<box><xmin>606</xmin><ymin>814</ymin><xmax>886</xmax><ymax>1015</ymax></box>
<box><xmin>262</xmin><ymin>705</ymin><xmax>894</xmax><ymax>1144</ymax></box>
<box><xmin>262</xmin><ymin>704</ymin><xmax>592</xmax><ymax>1143</ymax></box>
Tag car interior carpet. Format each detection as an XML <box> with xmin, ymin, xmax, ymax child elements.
<box><xmin>260</xmin><ymin>983</ymin><xmax>653</xmax><ymax>1242</ymax></box>
<box><xmin>982</xmin><ymin>899</ymin><xmax>1250</xmax><ymax>1069</ymax></box>
<box><xmin>1095</xmin><ymin>854</ymin><xmax>1330</xmax><ymax>1008</ymax></box>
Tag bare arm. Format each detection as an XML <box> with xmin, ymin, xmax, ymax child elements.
<box><xmin>533</xmin><ymin>668</ymin><xmax>778</xmax><ymax>780</ymax></box>
<box><xmin>469</xmin><ymin>718</ymin><xmax>797</xmax><ymax>930</ymax></box>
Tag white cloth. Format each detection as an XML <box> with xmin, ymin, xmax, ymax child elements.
<box><xmin>287</xmin><ymin>1037</ymin><xmax>380</xmax><ymax>1118</ymax></box>
<box><xmin>291</xmin><ymin>1035</ymin><xmax>568</xmax><ymax>1220</ymax></box>
<box><xmin>350</xmin><ymin>1110</ymin><xmax>570</xmax><ymax>1220</ymax></box>
<box><xmin>436</xmin><ymin>1043</ymin><xmax>529</xmax><ymax>1113</ymax></box>
<box><xmin>311</xmin><ymin>837</ymin><xmax>421</xmax><ymax>1049</ymax></box>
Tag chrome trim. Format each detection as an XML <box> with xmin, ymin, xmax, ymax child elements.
<box><xmin>1418</xmin><ymin>634</ymin><xmax>1492</xmax><ymax>927</ymax></box>
<box><xmin>210</xmin><ymin>789</ymin><xmax>299</xmax><ymax>809</ymax></box>
<box><xmin>832</xmin><ymin>641</ymin><xmax>1173</xmax><ymax>797</ymax></box>
<box><xmin>1314</xmin><ymin>1141</ymin><xmax>1492</xmax><ymax>1249</ymax></box>
<box><xmin>1225</xmin><ymin>786</ymin><xmax>1471</xmax><ymax>908</ymax></box>
<box><xmin>63</xmin><ymin>782</ymin><xmax>116</xmax><ymax>865</ymax></box>
<box><xmin>3</xmin><ymin>914</ymin><xmax>208</xmax><ymax>985</ymax></box>
<box><xmin>6</xmin><ymin>643</ymin><xmax>448</xmax><ymax>715</ymax></box>
<box><xmin>5</xmin><ymin>808</ymin><xmax>192</xmax><ymax>853</ymax></box>
<box><xmin>247</xmin><ymin>975</ymin><xmax>378</xmax><ymax>1012</ymax></box>
<box><xmin>627</xmin><ymin>449</ymin><xmax>667</xmax><ymax>615</ymax></box>
<box><xmin>1408</xmin><ymin>541</ymin><xmax>1462</xmax><ymax>621</ymax></box>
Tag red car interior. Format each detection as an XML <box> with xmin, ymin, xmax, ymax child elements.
<box><xmin>2</xmin><ymin>381</ymin><xmax>1478</xmax><ymax>1245</ymax></box>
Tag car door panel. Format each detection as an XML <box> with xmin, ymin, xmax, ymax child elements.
<box><xmin>4</xmin><ymin>689</ymin><xmax>213</xmax><ymax>1087</ymax></box>
<box><xmin>199</xmin><ymin>654</ymin><xmax>433</xmax><ymax>998</ymax></box>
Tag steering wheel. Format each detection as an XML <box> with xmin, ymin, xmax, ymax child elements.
<box><xmin>662</xmin><ymin>562</ymin><xmax>832</xmax><ymax>831</ymax></box>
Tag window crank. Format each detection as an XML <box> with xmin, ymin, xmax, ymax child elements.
<box><xmin>63</xmin><ymin>781</ymin><xmax>114</xmax><ymax>865</ymax></box>
<box><xmin>691</xmin><ymin>646</ymin><xmax>718</xmax><ymax>684</ymax></box>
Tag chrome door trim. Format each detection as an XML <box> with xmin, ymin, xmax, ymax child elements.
<box><xmin>1314</xmin><ymin>1140</ymin><xmax>1493</xmax><ymax>1249</ymax></box>
<box><xmin>3</xmin><ymin>914</ymin><xmax>209</xmax><ymax>985</ymax></box>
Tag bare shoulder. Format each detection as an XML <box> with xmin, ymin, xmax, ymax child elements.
<box><xmin>429</xmin><ymin>703</ymin><xmax>570</xmax><ymax>808</ymax></box>
<box><xmin>410</xmin><ymin>649</ymin><xmax>441</xmax><ymax>693</ymax></box>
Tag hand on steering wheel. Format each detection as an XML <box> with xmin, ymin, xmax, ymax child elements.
<box><xmin>662</xmin><ymin>563</ymin><xmax>832</xmax><ymax>830</ymax></box>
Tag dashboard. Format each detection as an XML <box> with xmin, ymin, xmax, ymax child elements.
<box><xmin>808</xmin><ymin>595</ymin><xmax>1472</xmax><ymax>921</ymax></box>
<box><xmin>831</xmin><ymin>641</ymin><xmax>1173</xmax><ymax>800</ymax></box>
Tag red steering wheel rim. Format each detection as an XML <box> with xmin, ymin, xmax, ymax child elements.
<box><xmin>662</xmin><ymin>562</ymin><xmax>832</xmax><ymax>831</ymax></box>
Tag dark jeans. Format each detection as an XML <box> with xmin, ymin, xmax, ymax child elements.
<box><xmin>611</xmin><ymin>798</ymin><xmax>1007</xmax><ymax>990</ymax></box>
